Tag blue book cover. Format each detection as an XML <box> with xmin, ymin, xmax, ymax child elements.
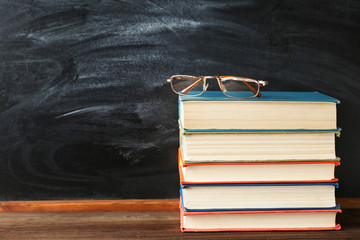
<box><xmin>180</xmin><ymin>182</ymin><xmax>340</xmax><ymax>212</ymax></box>
<box><xmin>179</xmin><ymin>91</ymin><xmax>340</xmax><ymax>103</ymax></box>
<box><xmin>178</xmin><ymin>91</ymin><xmax>341</xmax><ymax>133</ymax></box>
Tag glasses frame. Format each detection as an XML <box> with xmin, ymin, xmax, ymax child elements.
<box><xmin>167</xmin><ymin>75</ymin><xmax>268</xmax><ymax>99</ymax></box>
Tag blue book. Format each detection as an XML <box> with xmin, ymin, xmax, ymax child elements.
<box><xmin>180</xmin><ymin>182</ymin><xmax>339</xmax><ymax>212</ymax></box>
<box><xmin>179</xmin><ymin>91</ymin><xmax>340</xmax><ymax>132</ymax></box>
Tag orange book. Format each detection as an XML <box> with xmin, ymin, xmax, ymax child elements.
<box><xmin>178</xmin><ymin>149</ymin><xmax>339</xmax><ymax>184</ymax></box>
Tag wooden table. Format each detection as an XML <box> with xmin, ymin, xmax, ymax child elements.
<box><xmin>0</xmin><ymin>199</ymin><xmax>359</xmax><ymax>239</ymax></box>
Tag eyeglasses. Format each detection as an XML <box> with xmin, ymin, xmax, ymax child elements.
<box><xmin>167</xmin><ymin>75</ymin><xmax>268</xmax><ymax>99</ymax></box>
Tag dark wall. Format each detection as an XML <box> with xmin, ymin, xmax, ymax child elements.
<box><xmin>0</xmin><ymin>0</ymin><xmax>359</xmax><ymax>200</ymax></box>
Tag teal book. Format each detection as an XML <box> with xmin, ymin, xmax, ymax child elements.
<box><xmin>178</xmin><ymin>91</ymin><xmax>340</xmax><ymax>132</ymax></box>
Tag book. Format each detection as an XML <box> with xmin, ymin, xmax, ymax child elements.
<box><xmin>179</xmin><ymin>150</ymin><xmax>340</xmax><ymax>184</ymax></box>
<box><xmin>180</xmin><ymin>204</ymin><xmax>341</xmax><ymax>232</ymax></box>
<box><xmin>179</xmin><ymin>91</ymin><xmax>340</xmax><ymax>131</ymax></box>
<box><xmin>180</xmin><ymin>131</ymin><xmax>339</xmax><ymax>162</ymax></box>
<box><xmin>176</xmin><ymin>90</ymin><xmax>341</xmax><ymax>232</ymax></box>
<box><xmin>180</xmin><ymin>182</ymin><xmax>339</xmax><ymax>212</ymax></box>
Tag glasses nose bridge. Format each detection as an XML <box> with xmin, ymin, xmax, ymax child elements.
<box><xmin>202</xmin><ymin>76</ymin><xmax>219</xmax><ymax>80</ymax></box>
<box><xmin>202</xmin><ymin>76</ymin><xmax>222</xmax><ymax>90</ymax></box>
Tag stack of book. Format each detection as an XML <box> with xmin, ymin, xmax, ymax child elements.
<box><xmin>178</xmin><ymin>91</ymin><xmax>341</xmax><ymax>232</ymax></box>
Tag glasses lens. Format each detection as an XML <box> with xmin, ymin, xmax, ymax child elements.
<box><xmin>170</xmin><ymin>76</ymin><xmax>204</xmax><ymax>95</ymax></box>
<box><xmin>221</xmin><ymin>78</ymin><xmax>259</xmax><ymax>98</ymax></box>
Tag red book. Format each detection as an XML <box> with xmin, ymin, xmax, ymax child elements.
<box><xmin>180</xmin><ymin>201</ymin><xmax>341</xmax><ymax>232</ymax></box>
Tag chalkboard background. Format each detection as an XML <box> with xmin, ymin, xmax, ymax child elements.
<box><xmin>0</xmin><ymin>0</ymin><xmax>359</xmax><ymax>200</ymax></box>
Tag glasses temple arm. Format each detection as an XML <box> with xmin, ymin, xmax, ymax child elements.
<box><xmin>181</xmin><ymin>78</ymin><xmax>204</xmax><ymax>94</ymax></box>
<box><xmin>242</xmin><ymin>81</ymin><xmax>261</xmax><ymax>97</ymax></box>
<box><xmin>256</xmin><ymin>80</ymin><xmax>268</xmax><ymax>97</ymax></box>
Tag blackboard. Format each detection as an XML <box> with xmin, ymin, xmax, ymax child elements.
<box><xmin>0</xmin><ymin>0</ymin><xmax>359</xmax><ymax>200</ymax></box>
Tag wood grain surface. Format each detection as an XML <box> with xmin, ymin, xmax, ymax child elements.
<box><xmin>1</xmin><ymin>199</ymin><xmax>359</xmax><ymax>239</ymax></box>
<box><xmin>0</xmin><ymin>208</ymin><xmax>358</xmax><ymax>239</ymax></box>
